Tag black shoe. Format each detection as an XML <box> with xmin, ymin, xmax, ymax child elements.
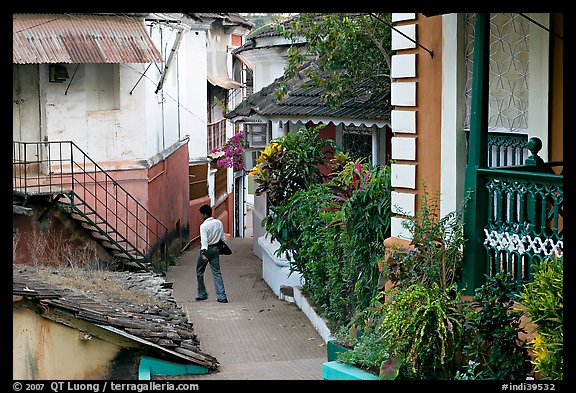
<box><xmin>195</xmin><ymin>296</ymin><xmax>207</xmax><ymax>301</ymax></box>
<box><xmin>217</xmin><ymin>298</ymin><xmax>228</xmax><ymax>303</ymax></box>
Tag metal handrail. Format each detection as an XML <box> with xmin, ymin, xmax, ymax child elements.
<box><xmin>13</xmin><ymin>140</ymin><xmax>168</xmax><ymax>271</ymax></box>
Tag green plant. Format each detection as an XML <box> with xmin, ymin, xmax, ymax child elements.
<box><xmin>263</xmin><ymin>182</ymin><xmax>353</xmax><ymax>327</ymax></box>
<box><xmin>460</xmin><ymin>271</ymin><xmax>533</xmax><ymax>380</ymax></box>
<box><xmin>383</xmin><ymin>188</ymin><xmax>469</xmax><ymax>291</ymax></box>
<box><xmin>213</xmin><ymin>96</ymin><xmax>229</xmax><ymax>113</ymax></box>
<box><xmin>261</xmin><ymin>156</ymin><xmax>391</xmax><ymax>331</ymax></box>
<box><xmin>249</xmin><ymin>124</ymin><xmax>338</xmax><ymax>206</ymax></box>
<box><xmin>521</xmin><ymin>256</ymin><xmax>563</xmax><ymax>380</ymax></box>
<box><xmin>340</xmin><ymin>282</ymin><xmax>468</xmax><ymax>380</ymax></box>
<box><xmin>336</xmin><ymin>330</ymin><xmax>401</xmax><ymax>379</ymax></box>
<box><xmin>380</xmin><ymin>283</ymin><xmax>468</xmax><ymax>379</ymax></box>
<box><xmin>454</xmin><ymin>360</ymin><xmax>487</xmax><ymax>380</ymax></box>
<box><xmin>327</xmin><ymin>161</ymin><xmax>392</xmax><ymax>320</ymax></box>
<box><xmin>274</xmin><ymin>13</ymin><xmax>392</xmax><ymax>109</ymax></box>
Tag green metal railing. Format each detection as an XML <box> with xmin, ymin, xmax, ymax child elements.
<box><xmin>13</xmin><ymin>140</ymin><xmax>169</xmax><ymax>273</ymax></box>
<box><xmin>478</xmin><ymin>161</ymin><xmax>563</xmax><ymax>293</ymax></box>
<box><xmin>464</xmin><ymin>134</ymin><xmax>563</xmax><ymax>294</ymax></box>
<box><xmin>466</xmin><ymin>131</ymin><xmax>529</xmax><ymax>167</ymax></box>
<box><xmin>461</xmin><ymin>15</ymin><xmax>563</xmax><ymax>295</ymax></box>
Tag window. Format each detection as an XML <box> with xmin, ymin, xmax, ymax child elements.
<box><xmin>189</xmin><ymin>164</ymin><xmax>208</xmax><ymax>200</ymax></box>
<box><xmin>463</xmin><ymin>13</ymin><xmax>548</xmax><ymax>166</ymax></box>
<box><xmin>342</xmin><ymin>124</ymin><xmax>374</xmax><ymax>162</ymax></box>
<box><xmin>86</xmin><ymin>64</ymin><xmax>120</xmax><ymax>111</ymax></box>
<box><xmin>464</xmin><ymin>13</ymin><xmax>530</xmax><ymax>133</ymax></box>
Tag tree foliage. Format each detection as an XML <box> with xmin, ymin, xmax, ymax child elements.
<box><xmin>274</xmin><ymin>13</ymin><xmax>393</xmax><ymax>109</ymax></box>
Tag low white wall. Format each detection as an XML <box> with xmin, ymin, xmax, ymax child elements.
<box><xmin>257</xmin><ymin>236</ymin><xmax>303</xmax><ymax>298</ymax></box>
<box><xmin>293</xmin><ymin>286</ymin><xmax>334</xmax><ymax>343</ymax></box>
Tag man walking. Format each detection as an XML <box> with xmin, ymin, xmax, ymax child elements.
<box><xmin>196</xmin><ymin>204</ymin><xmax>229</xmax><ymax>303</ymax></box>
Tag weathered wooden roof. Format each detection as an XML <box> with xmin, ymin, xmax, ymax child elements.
<box><xmin>13</xmin><ymin>264</ymin><xmax>219</xmax><ymax>370</ymax></box>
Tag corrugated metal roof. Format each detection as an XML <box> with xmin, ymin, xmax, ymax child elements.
<box><xmin>13</xmin><ymin>13</ymin><xmax>164</xmax><ymax>64</ymax></box>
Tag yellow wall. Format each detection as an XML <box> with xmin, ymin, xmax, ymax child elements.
<box><xmin>13</xmin><ymin>305</ymin><xmax>122</xmax><ymax>380</ymax></box>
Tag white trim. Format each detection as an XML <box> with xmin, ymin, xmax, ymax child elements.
<box><xmin>440</xmin><ymin>14</ymin><xmax>467</xmax><ymax>219</ymax></box>
<box><xmin>391</xmin><ymin>109</ymin><xmax>416</xmax><ymax>133</ymax></box>
<box><xmin>391</xmin><ymin>54</ymin><xmax>416</xmax><ymax>78</ymax></box>
<box><xmin>527</xmin><ymin>13</ymin><xmax>550</xmax><ymax>159</ymax></box>
<box><xmin>391</xmin><ymin>136</ymin><xmax>416</xmax><ymax>160</ymax></box>
<box><xmin>391</xmin><ymin>191</ymin><xmax>415</xmax><ymax>216</ymax></box>
<box><xmin>258</xmin><ymin>236</ymin><xmax>303</xmax><ymax>298</ymax></box>
<box><xmin>267</xmin><ymin>116</ymin><xmax>389</xmax><ymax>129</ymax></box>
<box><xmin>293</xmin><ymin>286</ymin><xmax>334</xmax><ymax>343</ymax></box>
<box><xmin>392</xmin><ymin>13</ymin><xmax>416</xmax><ymax>23</ymax></box>
<box><xmin>391</xmin><ymin>81</ymin><xmax>416</xmax><ymax>106</ymax></box>
<box><xmin>484</xmin><ymin>230</ymin><xmax>563</xmax><ymax>258</ymax></box>
<box><xmin>392</xmin><ymin>24</ymin><xmax>416</xmax><ymax>50</ymax></box>
<box><xmin>391</xmin><ymin>163</ymin><xmax>416</xmax><ymax>189</ymax></box>
<box><xmin>391</xmin><ymin>216</ymin><xmax>412</xmax><ymax>240</ymax></box>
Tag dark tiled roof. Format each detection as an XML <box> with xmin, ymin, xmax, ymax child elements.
<box><xmin>189</xmin><ymin>13</ymin><xmax>254</xmax><ymax>29</ymax></box>
<box><xmin>12</xmin><ymin>264</ymin><xmax>219</xmax><ymax>370</ymax></box>
<box><xmin>226</xmin><ymin>63</ymin><xmax>391</xmax><ymax>123</ymax></box>
<box><xmin>233</xmin><ymin>15</ymin><xmax>300</xmax><ymax>55</ymax></box>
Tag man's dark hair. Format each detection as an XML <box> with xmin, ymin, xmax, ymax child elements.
<box><xmin>199</xmin><ymin>204</ymin><xmax>212</xmax><ymax>216</ymax></box>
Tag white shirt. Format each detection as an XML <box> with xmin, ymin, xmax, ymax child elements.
<box><xmin>200</xmin><ymin>217</ymin><xmax>225</xmax><ymax>251</ymax></box>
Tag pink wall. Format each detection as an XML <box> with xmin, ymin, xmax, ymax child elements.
<box><xmin>215</xmin><ymin>195</ymin><xmax>234</xmax><ymax>235</ymax></box>
<box><xmin>147</xmin><ymin>143</ymin><xmax>191</xmax><ymax>246</ymax></box>
<box><xmin>13</xmin><ymin>143</ymin><xmax>192</xmax><ymax>266</ymax></box>
<box><xmin>13</xmin><ymin>208</ymin><xmax>112</xmax><ymax>266</ymax></box>
<box><xmin>188</xmin><ymin>193</ymin><xmax>234</xmax><ymax>250</ymax></box>
<box><xmin>189</xmin><ymin>196</ymin><xmax>212</xmax><ymax>248</ymax></box>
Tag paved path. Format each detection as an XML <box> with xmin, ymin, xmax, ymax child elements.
<box><xmin>161</xmin><ymin>236</ymin><xmax>327</xmax><ymax>380</ymax></box>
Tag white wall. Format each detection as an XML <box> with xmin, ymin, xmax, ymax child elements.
<box><xmin>238</xmin><ymin>44</ymin><xmax>290</xmax><ymax>256</ymax></box>
<box><xmin>40</xmin><ymin>62</ymin><xmax>152</xmax><ymax>164</ymax></box>
<box><xmin>241</xmin><ymin>47</ymin><xmax>288</xmax><ymax>92</ymax></box>
<box><xmin>36</xmin><ymin>20</ymin><xmax>208</xmax><ymax>167</ymax></box>
<box><xmin>149</xmin><ymin>23</ymin><xmax>208</xmax><ymax>163</ymax></box>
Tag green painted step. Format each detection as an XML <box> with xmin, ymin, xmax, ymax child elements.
<box><xmin>322</xmin><ymin>361</ymin><xmax>378</xmax><ymax>380</ymax></box>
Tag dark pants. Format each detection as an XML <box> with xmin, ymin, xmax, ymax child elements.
<box><xmin>196</xmin><ymin>245</ymin><xmax>227</xmax><ymax>301</ymax></box>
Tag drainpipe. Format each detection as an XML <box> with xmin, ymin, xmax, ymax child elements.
<box><xmin>155</xmin><ymin>29</ymin><xmax>184</xmax><ymax>94</ymax></box>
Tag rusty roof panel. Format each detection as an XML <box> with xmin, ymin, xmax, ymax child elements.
<box><xmin>13</xmin><ymin>13</ymin><xmax>164</xmax><ymax>64</ymax></box>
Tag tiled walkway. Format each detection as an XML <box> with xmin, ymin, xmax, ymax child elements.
<box><xmin>163</xmin><ymin>236</ymin><xmax>327</xmax><ymax>380</ymax></box>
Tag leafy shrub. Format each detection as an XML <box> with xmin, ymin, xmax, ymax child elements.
<box><xmin>460</xmin><ymin>272</ymin><xmax>533</xmax><ymax>380</ymax></box>
<box><xmin>263</xmin><ymin>183</ymin><xmax>353</xmax><ymax>328</ymax></box>
<box><xmin>328</xmin><ymin>162</ymin><xmax>392</xmax><ymax>319</ymax></box>
<box><xmin>249</xmin><ymin>124</ymin><xmax>337</xmax><ymax>205</ymax></box>
<box><xmin>380</xmin><ymin>283</ymin><xmax>468</xmax><ymax>379</ymax></box>
<box><xmin>382</xmin><ymin>188</ymin><xmax>469</xmax><ymax>292</ymax></box>
<box><xmin>262</xmin><ymin>154</ymin><xmax>392</xmax><ymax>330</ymax></box>
<box><xmin>340</xmin><ymin>283</ymin><xmax>468</xmax><ymax>380</ymax></box>
<box><xmin>336</xmin><ymin>329</ymin><xmax>398</xmax><ymax>379</ymax></box>
<box><xmin>521</xmin><ymin>256</ymin><xmax>563</xmax><ymax>380</ymax></box>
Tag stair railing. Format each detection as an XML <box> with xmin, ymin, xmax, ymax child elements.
<box><xmin>13</xmin><ymin>140</ymin><xmax>169</xmax><ymax>272</ymax></box>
